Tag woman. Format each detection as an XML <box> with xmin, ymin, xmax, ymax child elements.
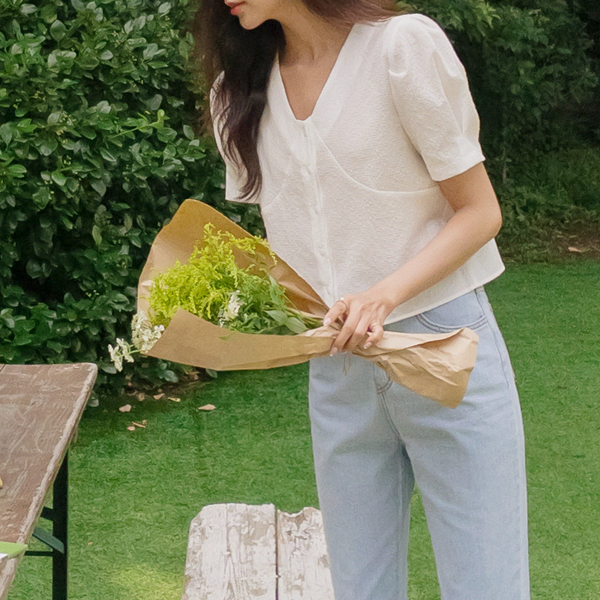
<box><xmin>193</xmin><ymin>1</ymin><xmax>530</xmax><ymax>598</ymax></box>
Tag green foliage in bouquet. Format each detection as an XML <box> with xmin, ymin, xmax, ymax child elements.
<box><xmin>108</xmin><ymin>226</ymin><xmax>322</xmax><ymax>372</ymax></box>
<box><xmin>148</xmin><ymin>225</ymin><xmax>322</xmax><ymax>335</ymax></box>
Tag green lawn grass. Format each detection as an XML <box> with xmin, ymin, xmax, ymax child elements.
<box><xmin>8</xmin><ymin>261</ymin><xmax>600</xmax><ymax>600</ymax></box>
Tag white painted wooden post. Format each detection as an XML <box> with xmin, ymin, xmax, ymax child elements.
<box><xmin>182</xmin><ymin>503</ymin><xmax>277</xmax><ymax>600</ymax></box>
<box><xmin>276</xmin><ymin>507</ymin><xmax>335</xmax><ymax>600</ymax></box>
<box><xmin>182</xmin><ymin>504</ymin><xmax>335</xmax><ymax>600</ymax></box>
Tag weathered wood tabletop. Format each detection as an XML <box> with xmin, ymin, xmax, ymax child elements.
<box><xmin>0</xmin><ymin>363</ymin><xmax>97</xmax><ymax>600</ymax></box>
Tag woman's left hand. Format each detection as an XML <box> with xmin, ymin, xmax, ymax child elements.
<box><xmin>322</xmin><ymin>164</ymin><xmax>503</xmax><ymax>356</ymax></box>
<box><xmin>323</xmin><ymin>286</ymin><xmax>395</xmax><ymax>355</ymax></box>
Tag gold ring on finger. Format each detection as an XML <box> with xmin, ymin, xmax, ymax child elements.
<box><xmin>338</xmin><ymin>297</ymin><xmax>349</xmax><ymax>311</ymax></box>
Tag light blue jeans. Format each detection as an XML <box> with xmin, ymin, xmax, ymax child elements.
<box><xmin>308</xmin><ymin>288</ymin><xmax>529</xmax><ymax>600</ymax></box>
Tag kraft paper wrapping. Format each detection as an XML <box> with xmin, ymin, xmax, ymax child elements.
<box><xmin>137</xmin><ymin>200</ymin><xmax>479</xmax><ymax>408</ymax></box>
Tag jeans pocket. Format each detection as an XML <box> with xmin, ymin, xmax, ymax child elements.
<box><xmin>415</xmin><ymin>289</ymin><xmax>488</xmax><ymax>333</ymax></box>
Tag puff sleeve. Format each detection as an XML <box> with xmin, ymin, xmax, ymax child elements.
<box><xmin>210</xmin><ymin>85</ymin><xmax>260</xmax><ymax>204</ymax></box>
<box><xmin>386</xmin><ymin>14</ymin><xmax>485</xmax><ymax>182</ymax></box>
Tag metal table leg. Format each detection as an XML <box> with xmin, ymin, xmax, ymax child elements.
<box><xmin>26</xmin><ymin>452</ymin><xmax>69</xmax><ymax>600</ymax></box>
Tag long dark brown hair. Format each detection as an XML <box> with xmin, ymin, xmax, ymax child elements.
<box><xmin>191</xmin><ymin>0</ymin><xmax>397</xmax><ymax>200</ymax></box>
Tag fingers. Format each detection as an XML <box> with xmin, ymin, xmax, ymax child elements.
<box><xmin>363</xmin><ymin>322</ymin><xmax>384</xmax><ymax>350</ymax></box>
<box><xmin>325</xmin><ymin>293</ymin><xmax>390</xmax><ymax>356</ymax></box>
<box><xmin>330</xmin><ymin>313</ymin><xmax>365</xmax><ymax>355</ymax></box>
<box><xmin>323</xmin><ymin>297</ymin><xmax>348</xmax><ymax>328</ymax></box>
<box><xmin>330</xmin><ymin>315</ymin><xmax>384</xmax><ymax>355</ymax></box>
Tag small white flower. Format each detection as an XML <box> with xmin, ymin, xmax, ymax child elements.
<box><xmin>108</xmin><ymin>312</ymin><xmax>164</xmax><ymax>373</ymax></box>
<box><xmin>219</xmin><ymin>291</ymin><xmax>243</xmax><ymax>325</ymax></box>
<box><xmin>131</xmin><ymin>310</ymin><xmax>164</xmax><ymax>352</ymax></box>
<box><xmin>108</xmin><ymin>343</ymin><xmax>124</xmax><ymax>372</ymax></box>
<box><xmin>116</xmin><ymin>338</ymin><xmax>134</xmax><ymax>363</ymax></box>
<box><xmin>228</xmin><ymin>291</ymin><xmax>242</xmax><ymax>316</ymax></box>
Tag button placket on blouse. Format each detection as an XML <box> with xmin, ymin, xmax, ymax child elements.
<box><xmin>300</xmin><ymin>120</ymin><xmax>337</xmax><ymax>304</ymax></box>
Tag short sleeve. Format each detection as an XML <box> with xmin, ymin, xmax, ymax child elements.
<box><xmin>210</xmin><ymin>85</ymin><xmax>260</xmax><ymax>204</ymax></box>
<box><xmin>386</xmin><ymin>14</ymin><xmax>485</xmax><ymax>182</ymax></box>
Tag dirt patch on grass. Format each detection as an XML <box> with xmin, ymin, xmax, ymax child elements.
<box><xmin>553</xmin><ymin>221</ymin><xmax>600</xmax><ymax>260</ymax></box>
<box><xmin>498</xmin><ymin>216</ymin><xmax>600</xmax><ymax>263</ymax></box>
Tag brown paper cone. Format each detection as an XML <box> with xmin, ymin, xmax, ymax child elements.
<box><xmin>138</xmin><ymin>199</ymin><xmax>479</xmax><ymax>408</ymax></box>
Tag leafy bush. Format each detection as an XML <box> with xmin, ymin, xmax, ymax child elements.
<box><xmin>502</xmin><ymin>147</ymin><xmax>600</xmax><ymax>212</ymax></box>
<box><xmin>493</xmin><ymin>146</ymin><xmax>600</xmax><ymax>263</ymax></box>
<box><xmin>402</xmin><ymin>0</ymin><xmax>599</xmax><ymax>179</ymax></box>
<box><xmin>0</xmin><ymin>0</ymin><xmax>262</xmax><ymax>391</ymax></box>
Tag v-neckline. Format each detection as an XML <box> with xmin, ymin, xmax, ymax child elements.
<box><xmin>274</xmin><ymin>24</ymin><xmax>358</xmax><ymax>124</ymax></box>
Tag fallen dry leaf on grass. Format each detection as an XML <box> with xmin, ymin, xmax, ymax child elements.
<box><xmin>153</xmin><ymin>393</ymin><xmax>165</xmax><ymax>400</ymax></box>
<box><xmin>119</xmin><ymin>404</ymin><xmax>132</xmax><ymax>413</ymax></box>
<box><xmin>198</xmin><ymin>404</ymin><xmax>216</xmax><ymax>411</ymax></box>
<box><xmin>168</xmin><ymin>396</ymin><xmax>181</xmax><ymax>402</ymax></box>
<box><xmin>127</xmin><ymin>425</ymin><xmax>136</xmax><ymax>431</ymax></box>
<box><xmin>568</xmin><ymin>246</ymin><xmax>582</xmax><ymax>253</ymax></box>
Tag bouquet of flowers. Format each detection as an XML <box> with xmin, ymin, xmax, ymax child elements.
<box><xmin>109</xmin><ymin>223</ymin><xmax>321</xmax><ymax>371</ymax></box>
<box><xmin>111</xmin><ymin>200</ymin><xmax>479</xmax><ymax>408</ymax></box>
<box><xmin>147</xmin><ymin>224</ymin><xmax>321</xmax><ymax>335</ymax></box>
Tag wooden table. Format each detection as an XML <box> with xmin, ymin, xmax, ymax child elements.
<box><xmin>0</xmin><ymin>363</ymin><xmax>97</xmax><ymax>600</ymax></box>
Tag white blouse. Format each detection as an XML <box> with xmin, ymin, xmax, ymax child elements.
<box><xmin>215</xmin><ymin>13</ymin><xmax>505</xmax><ymax>323</ymax></box>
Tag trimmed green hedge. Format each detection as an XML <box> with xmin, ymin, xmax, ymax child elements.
<box><xmin>0</xmin><ymin>0</ymin><xmax>261</xmax><ymax>390</ymax></box>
